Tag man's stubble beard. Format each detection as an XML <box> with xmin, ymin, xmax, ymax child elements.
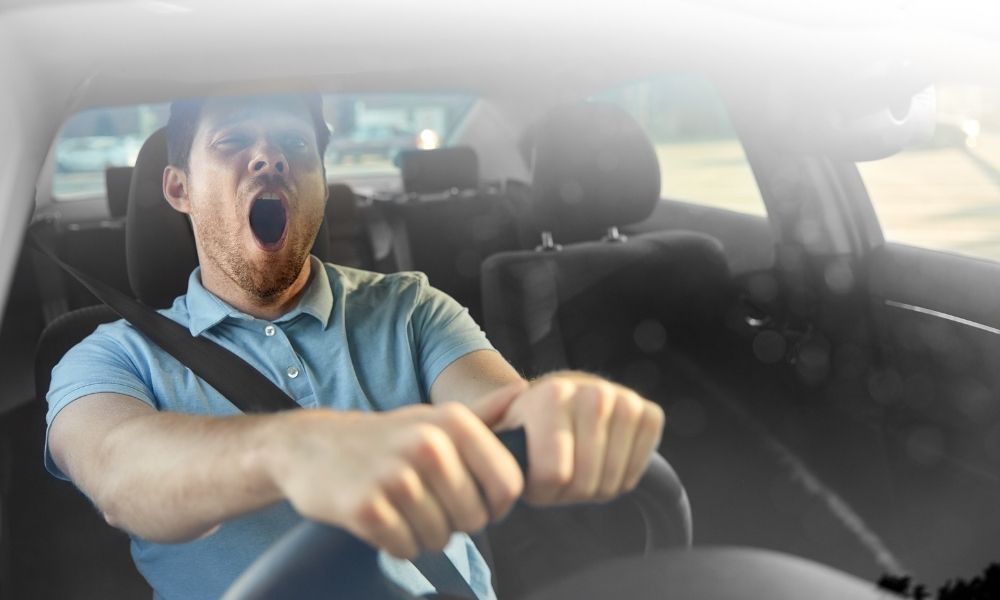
<box><xmin>193</xmin><ymin>206</ymin><xmax>322</xmax><ymax>302</ymax></box>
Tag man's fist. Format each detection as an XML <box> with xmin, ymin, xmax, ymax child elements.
<box><xmin>261</xmin><ymin>381</ymin><xmax>528</xmax><ymax>559</ymax></box>
<box><xmin>490</xmin><ymin>372</ymin><xmax>665</xmax><ymax>506</ymax></box>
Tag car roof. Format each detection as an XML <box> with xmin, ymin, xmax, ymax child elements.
<box><xmin>1</xmin><ymin>0</ymin><xmax>999</xmax><ymax>315</ymax></box>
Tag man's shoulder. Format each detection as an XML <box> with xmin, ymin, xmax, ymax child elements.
<box><xmin>324</xmin><ymin>263</ymin><xmax>431</xmax><ymax>301</ymax></box>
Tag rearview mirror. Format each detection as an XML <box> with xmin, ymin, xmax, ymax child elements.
<box><xmin>817</xmin><ymin>85</ymin><xmax>936</xmax><ymax>162</ymax></box>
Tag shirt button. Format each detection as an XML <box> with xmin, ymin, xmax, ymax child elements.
<box><xmin>286</xmin><ymin>366</ymin><xmax>300</xmax><ymax>379</ymax></box>
<box><xmin>264</xmin><ymin>325</ymin><xmax>276</xmax><ymax>337</ymax></box>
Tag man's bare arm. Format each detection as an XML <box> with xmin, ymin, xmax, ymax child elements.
<box><xmin>49</xmin><ymin>390</ymin><xmax>525</xmax><ymax>557</ymax></box>
<box><xmin>51</xmin><ymin>393</ymin><xmax>297</xmax><ymax>542</ymax></box>
<box><xmin>429</xmin><ymin>350</ymin><xmax>525</xmax><ymax>407</ymax></box>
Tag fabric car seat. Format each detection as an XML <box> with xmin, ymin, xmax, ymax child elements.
<box><xmin>19</xmin><ymin>127</ymin><xmax>332</xmax><ymax>597</ymax></box>
<box><xmin>482</xmin><ymin>102</ymin><xmax>732</xmax><ymax>387</ymax></box>
<box><xmin>481</xmin><ymin>102</ymin><xmax>729</xmax><ymax>599</ymax></box>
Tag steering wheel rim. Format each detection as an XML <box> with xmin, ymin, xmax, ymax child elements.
<box><xmin>222</xmin><ymin>430</ymin><xmax>691</xmax><ymax>600</ymax></box>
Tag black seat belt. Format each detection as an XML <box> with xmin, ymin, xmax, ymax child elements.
<box><xmin>30</xmin><ymin>232</ymin><xmax>479</xmax><ymax>600</ymax></box>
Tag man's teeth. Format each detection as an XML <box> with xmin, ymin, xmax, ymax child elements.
<box><xmin>257</xmin><ymin>193</ymin><xmax>280</xmax><ymax>201</ymax></box>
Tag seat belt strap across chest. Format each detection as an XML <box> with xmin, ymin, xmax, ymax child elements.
<box><xmin>29</xmin><ymin>232</ymin><xmax>478</xmax><ymax>599</ymax></box>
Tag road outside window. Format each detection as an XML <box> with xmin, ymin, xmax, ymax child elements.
<box><xmin>859</xmin><ymin>84</ymin><xmax>1000</xmax><ymax>260</ymax></box>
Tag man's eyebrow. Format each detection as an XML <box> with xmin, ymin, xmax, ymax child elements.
<box><xmin>206</xmin><ymin>108</ymin><xmax>313</xmax><ymax>135</ymax></box>
<box><xmin>207</xmin><ymin>110</ymin><xmax>257</xmax><ymax>132</ymax></box>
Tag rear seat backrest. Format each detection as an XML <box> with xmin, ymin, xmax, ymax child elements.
<box><xmin>382</xmin><ymin>147</ymin><xmax>528</xmax><ymax>323</ymax></box>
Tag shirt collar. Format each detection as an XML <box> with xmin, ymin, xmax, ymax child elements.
<box><xmin>184</xmin><ymin>255</ymin><xmax>333</xmax><ymax>336</ymax></box>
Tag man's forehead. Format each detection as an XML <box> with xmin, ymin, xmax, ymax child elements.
<box><xmin>198</xmin><ymin>95</ymin><xmax>314</xmax><ymax>131</ymax></box>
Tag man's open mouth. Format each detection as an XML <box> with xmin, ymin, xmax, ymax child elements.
<box><xmin>248</xmin><ymin>193</ymin><xmax>288</xmax><ymax>250</ymax></box>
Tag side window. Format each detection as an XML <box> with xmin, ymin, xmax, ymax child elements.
<box><xmin>858</xmin><ymin>84</ymin><xmax>1000</xmax><ymax>260</ymax></box>
<box><xmin>594</xmin><ymin>75</ymin><xmax>766</xmax><ymax>216</ymax></box>
<box><xmin>53</xmin><ymin>104</ymin><xmax>169</xmax><ymax>200</ymax></box>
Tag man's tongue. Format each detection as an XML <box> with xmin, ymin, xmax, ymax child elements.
<box><xmin>249</xmin><ymin>197</ymin><xmax>287</xmax><ymax>249</ymax></box>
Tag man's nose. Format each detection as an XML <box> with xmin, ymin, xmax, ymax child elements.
<box><xmin>249</xmin><ymin>143</ymin><xmax>286</xmax><ymax>175</ymax></box>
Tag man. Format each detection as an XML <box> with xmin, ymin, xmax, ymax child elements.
<box><xmin>45</xmin><ymin>92</ymin><xmax>665</xmax><ymax>599</ymax></box>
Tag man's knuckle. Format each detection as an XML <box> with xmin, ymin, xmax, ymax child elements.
<box><xmin>439</xmin><ymin>401</ymin><xmax>472</xmax><ymax>424</ymax></box>
<box><xmin>535</xmin><ymin>464</ymin><xmax>572</xmax><ymax>488</ymax></box>
<box><xmin>459</xmin><ymin>507</ymin><xmax>489</xmax><ymax>532</ymax></box>
<box><xmin>351</xmin><ymin>498</ymin><xmax>386</xmax><ymax>530</ymax></box>
<box><xmin>645</xmin><ymin>402</ymin><xmax>666</xmax><ymax>427</ymax></box>
<box><xmin>536</xmin><ymin>379</ymin><xmax>571</xmax><ymax>407</ymax></box>
<box><xmin>612</xmin><ymin>394</ymin><xmax>639</xmax><ymax>419</ymax></box>
<box><xmin>383</xmin><ymin>469</ymin><xmax>420</xmax><ymax>504</ymax></box>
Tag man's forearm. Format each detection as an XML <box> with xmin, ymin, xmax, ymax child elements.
<box><xmin>53</xmin><ymin>395</ymin><xmax>302</xmax><ymax>543</ymax></box>
<box><xmin>51</xmin><ymin>389</ymin><xmax>527</xmax><ymax>559</ymax></box>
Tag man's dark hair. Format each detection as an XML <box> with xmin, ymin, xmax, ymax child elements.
<box><xmin>165</xmin><ymin>93</ymin><xmax>330</xmax><ymax>169</ymax></box>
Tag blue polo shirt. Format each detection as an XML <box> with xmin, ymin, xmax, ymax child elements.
<box><xmin>45</xmin><ymin>257</ymin><xmax>498</xmax><ymax>600</ymax></box>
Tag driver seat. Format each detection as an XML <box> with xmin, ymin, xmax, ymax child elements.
<box><xmin>16</xmin><ymin>127</ymin><xmax>330</xmax><ymax>597</ymax></box>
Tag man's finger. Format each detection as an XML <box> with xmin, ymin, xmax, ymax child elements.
<box><xmin>622</xmin><ymin>401</ymin><xmax>666</xmax><ymax>491</ymax></box>
<box><xmin>384</xmin><ymin>466</ymin><xmax>453</xmax><ymax>553</ymax></box>
<box><xmin>522</xmin><ymin>381</ymin><xmax>575</xmax><ymax>505</ymax></box>
<box><xmin>597</xmin><ymin>391</ymin><xmax>645</xmax><ymax>499</ymax></box>
<box><xmin>464</xmin><ymin>379</ymin><xmax>529</xmax><ymax>428</ymax></box>
<box><xmin>409</xmin><ymin>424</ymin><xmax>492</xmax><ymax>534</ymax></box>
<box><xmin>349</xmin><ymin>492</ymin><xmax>421</xmax><ymax>560</ymax></box>
<box><xmin>559</xmin><ymin>384</ymin><xmax>612</xmax><ymax>502</ymax></box>
<box><xmin>436</xmin><ymin>403</ymin><xmax>524</xmax><ymax>520</ymax></box>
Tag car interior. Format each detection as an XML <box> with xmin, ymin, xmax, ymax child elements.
<box><xmin>1</xmin><ymin>2</ymin><xmax>999</xmax><ymax>598</ymax></box>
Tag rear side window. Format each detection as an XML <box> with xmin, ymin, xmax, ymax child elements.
<box><xmin>53</xmin><ymin>104</ymin><xmax>168</xmax><ymax>200</ymax></box>
<box><xmin>594</xmin><ymin>74</ymin><xmax>766</xmax><ymax>216</ymax></box>
<box><xmin>858</xmin><ymin>83</ymin><xmax>1000</xmax><ymax>260</ymax></box>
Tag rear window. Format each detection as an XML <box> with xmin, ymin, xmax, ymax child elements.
<box><xmin>51</xmin><ymin>93</ymin><xmax>476</xmax><ymax>201</ymax></box>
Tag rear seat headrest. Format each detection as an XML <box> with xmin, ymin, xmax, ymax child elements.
<box><xmin>529</xmin><ymin>102</ymin><xmax>660</xmax><ymax>242</ymax></box>
<box><xmin>398</xmin><ymin>146</ymin><xmax>479</xmax><ymax>194</ymax></box>
<box><xmin>126</xmin><ymin>128</ymin><xmax>199</xmax><ymax>308</ymax></box>
<box><xmin>104</xmin><ymin>166</ymin><xmax>133</xmax><ymax>219</ymax></box>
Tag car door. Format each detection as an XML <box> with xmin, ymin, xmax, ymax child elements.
<box><xmin>855</xmin><ymin>81</ymin><xmax>1000</xmax><ymax>589</ymax></box>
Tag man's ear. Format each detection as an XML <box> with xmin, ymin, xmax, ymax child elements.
<box><xmin>163</xmin><ymin>165</ymin><xmax>191</xmax><ymax>213</ymax></box>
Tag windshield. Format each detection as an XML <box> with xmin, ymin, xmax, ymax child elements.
<box><xmin>51</xmin><ymin>93</ymin><xmax>476</xmax><ymax>201</ymax></box>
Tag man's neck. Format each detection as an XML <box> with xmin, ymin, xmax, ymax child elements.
<box><xmin>199</xmin><ymin>259</ymin><xmax>313</xmax><ymax>321</ymax></box>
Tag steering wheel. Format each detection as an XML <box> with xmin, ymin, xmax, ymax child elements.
<box><xmin>222</xmin><ymin>429</ymin><xmax>691</xmax><ymax>600</ymax></box>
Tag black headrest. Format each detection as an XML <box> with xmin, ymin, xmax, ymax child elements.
<box><xmin>529</xmin><ymin>102</ymin><xmax>660</xmax><ymax>241</ymax></box>
<box><xmin>126</xmin><ymin>128</ymin><xmax>329</xmax><ymax>309</ymax></box>
<box><xmin>126</xmin><ymin>128</ymin><xmax>198</xmax><ymax>308</ymax></box>
<box><xmin>104</xmin><ymin>166</ymin><xmax>133</xmax><ymax>219</ymax></box>
<box><xmin>325</xmin><ymin>183</ymin><xmax>358</xmax><ymax>236</ymax></box>
<box><xmin>398</xmin><ymin>146</ymin><xmax>479</xmax><ymax>194</ymax></box>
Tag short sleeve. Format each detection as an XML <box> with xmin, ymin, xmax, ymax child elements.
<box><xmin>44</xmin><ymin>323</ymin><xmax>157</xmax><ymax>480</ymax></box>
<box><xmin>409</xmin><ymin>274</ymin><xmax>496</xmax><ymax>392</ymax></box>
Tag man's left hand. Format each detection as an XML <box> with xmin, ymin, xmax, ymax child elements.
<box><xmin>484</xmin><ymin>372</ymin><xmax>665</xmax><ymax>506</ymax></box>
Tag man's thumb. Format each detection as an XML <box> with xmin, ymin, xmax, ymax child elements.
<box><xmin>467</xmin><ymin>380</ymin><xmax>529</xmax><ymax>428</ymax></box>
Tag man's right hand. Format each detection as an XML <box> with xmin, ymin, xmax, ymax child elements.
<box><xmin>260</xmin><ymin>381</ymin><xmax>527</xmax><ymax>559</ymax></box>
